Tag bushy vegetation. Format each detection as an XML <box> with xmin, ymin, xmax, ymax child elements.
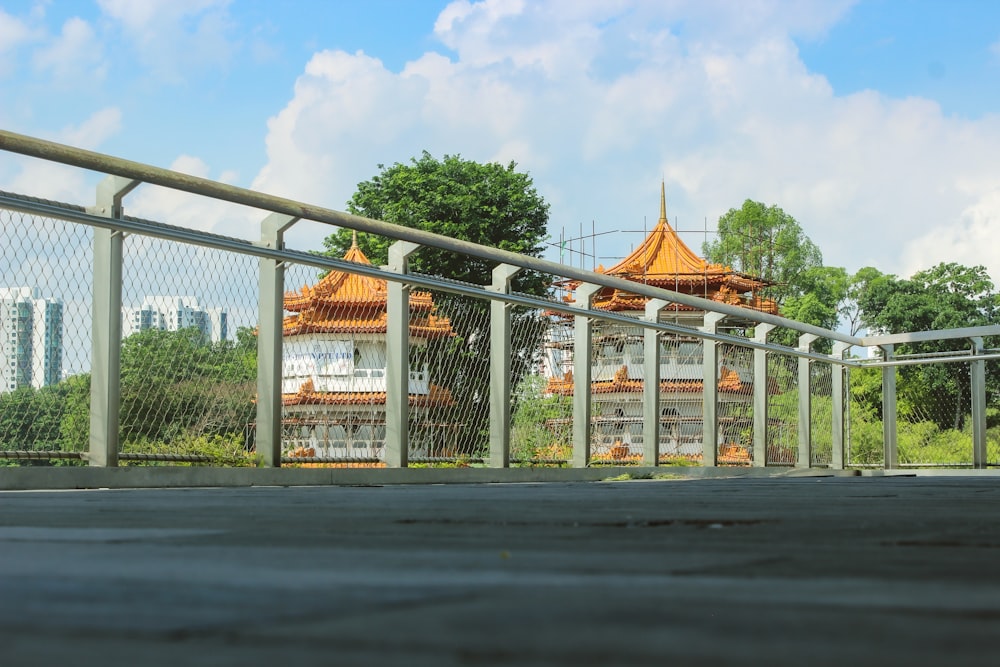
<box><xmin>0</xmin><ymin>326</ymin><xmax>256</xmax><ymax>466</ymax></box>
<box><xmin>510</xmin><ymin>374</ymin><xmax>572</xmax><ymax>463</ymax></box>
<box><xmin>120</xmin><ymin>434</ymin><xmax>260</xmax><ymax>467</ymax></box>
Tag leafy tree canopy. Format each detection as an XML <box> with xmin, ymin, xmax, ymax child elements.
<box><xmin>857</xmin><ymin>262</ymin><xmax>1000</xmax><ymax>337</ymax></box>
<box><xmin>854</xmin><ymin>262</ymin><xmax>1000</xmax><ymax>430</ymax></box>
<box><xmin>842</xmin><ymin>266</ymin><xmax>885</xmax><ymax>336</ymax></box>
<box><xmin>321</xmin><ymin>151</ymin><xmax>551</xmax><ymax>295</ymax></box>
<box><xmin>781</xmin><ymin>265</ymin><xmax>850</xmax><ymax>333</ymax></box>
<box><xmin>118</xmin><ymin>326</ymin><xmax>257</xmax><ymax>445</ymax></box>
<box><xmin>703</xmin><ymin>200</ymin><xmax>823</xmax><ymax>307</ymax></box>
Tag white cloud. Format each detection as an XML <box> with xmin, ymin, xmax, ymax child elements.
<box><xmin>96</xmin><ymin>0</ymin><xmax>235</xmax><ymax>82</ymax></box>
<box><xmin>27</xmin><ymin>0</ymin><xmax>980</xmax><ymax>287</ymax></box>
<box><xmin>2</xmin><ymin>108</ymin><xmax>123</xmax><ymax>204</ymax></box>
<box><xmin>33</xmin><ymin>16</ymin><xmax>107</xmax><ymax>85</ymax></box>
<box><xmin>253</xmin><ymin>1</ymin><xmax>873</xmax><ymax>258</ymax></box>
<box><xmin>900</xmin><ymin>181</ymin><xmax>1000</xmax><ymax>279</ymax></box>
<box><xmin>434</xmin><ymin>0</ymin><xmax>610</xmax><ymax>76</ymax></box>
<box><xmin>0</xmin><ymin>7</ymin><xmax>38</xmax><ymax>76</ymax></box>
<box><xmin>60</xmin><ymin>107</ymin><xmax>122</xmax><ymax>150</ymax></box>
<box><xmin>5</xmin><ymin>158</ymin><xmax>92</xmax><ymax>205</ymax></box>
<box><xmin>116</xmin><ymin>154</ymin><xmax>262</xmax><ymax>247</ymax></box>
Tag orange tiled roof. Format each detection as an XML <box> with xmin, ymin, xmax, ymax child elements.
<box><xmin>283</xmin><ymin>238</ymin><xmax>454</xmax><ymax>338</ymax></box>
<box><xmin>599</xmin><ymin>183</ymin><xmax>731</xmax><ymax>286</ymax></box>
<box><xmin>566</xmin><ymin>184</ymin><xmax>777</xmax><ymax>316</ymax></box>
<box><xmin>285</xmin><ymin>242</ymin><xmax>390</xmax><ymax>311</ymax></box>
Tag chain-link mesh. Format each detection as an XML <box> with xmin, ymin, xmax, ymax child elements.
<box><xmin>279</xmin><ymin>259</ymin><xmax>387</xmax><ymax>467</ymax></box>
<box><xmin>407</xmin><ymin>288</ymin><xmax>489</xmax><ymax>464</ymax></box>
<box><xmin>0</xmin><ymin>209</ymin><xmax>90</xmax><ymax>463</ymax></box>
<box><xmin>895</xmin><ymin>356</ymin><xmax>974</xmax><ymax>467</ymax></box>
<box><xmin>718</xmin><ymin>342</ymin><xmax>753</xmax><ymax>465</ymax></box>
<box><xmin>810</xmin><ymin>361</ymin><xmax>834</xmax><ymax>466</ymax></box>
<box><xmin>766</xmin><ymin>352</ymin><xmax>799</xmax><ymax>465</ymax></box>
<box><xmin>587</xmin><ymin>309</ymin><xmax>644</xmax><ymax>466</ymax></box>
<box><xmin>510</xmin><ymin>305</ymin><xmax>569</xmax><ymax>465</ymax></box>
<box><xmin>9</xmin><ymin>197</ymin><xmax>1000</xmax><ymax>473</ymax></box>
<box><xmin>990</xmin><ymin>357</ymin><xmax>1000</xmax><ymax>465</ymax></box>
<box><xmin>846</xmin><ymin>351</ymin><xmax>999</xmax><ymax>468</ymax></box>
<box><xmin>657</xmin><ymin>333</ymin><xmax>705</xmax><ymax>463</ymax></box>
<box><xmin>118</xmin><ymin>235</ymin><xmax>258</xmax><ymax>465</ymax></box>
<box><xmin>846</xmin><ymin>365</ymin><xmax>884</xmax><ymax>466</ymax></box>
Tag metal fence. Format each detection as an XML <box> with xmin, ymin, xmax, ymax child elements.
<box><xmin>846</xmin><ymin>364</ymin><xmax>884</xmax><ymax>467</ymax></box>
<box><xmin>2</xmin><ymin>130</ymin><xmax>1000</xmax><ymax>473</ymax></box>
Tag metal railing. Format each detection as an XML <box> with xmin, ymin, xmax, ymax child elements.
<box><xmin>2</xmin><ymin>129</ymin><xmax>999</xmax><ymax>473</ymax></box>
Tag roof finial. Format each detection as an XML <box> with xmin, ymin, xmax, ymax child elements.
<box><xmin>351</xmin><ymin>229</ymin><xmax>358</xmax><ymax>249</ymax></box>
<box><xmin>659</xmin><ymin>180</ymin><xmax>667</xmax><ymax>223</ymax></box>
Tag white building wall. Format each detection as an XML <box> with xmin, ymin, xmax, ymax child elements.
<box><xmin>122</xmin><ymin>296</ymin><xmax>228</xmax><ymax>342</ymax></box>
<box><xmin>0</xmin><ymin>287</ymin><xmax>63</xmax><ymax>392</ymax></box>
<box><xmin>206</xmin><ymin>307</ymin><xmax>228</xmax><ymax>343</ymax></box>
<box><xmin>281</xmin><ymin>333</ymin><xmax>429</xmax><ymax>396</ymax></box>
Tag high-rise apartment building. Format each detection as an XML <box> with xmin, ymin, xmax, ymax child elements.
<box><xmin>0</xmin><ymin>287</ymin><xmax>63</xmax><ymax>392</ymax></box>
<box><xmin>122</xmin><ymin>296</ymin><xmax>228</xmax><ymax>342</ymax></box>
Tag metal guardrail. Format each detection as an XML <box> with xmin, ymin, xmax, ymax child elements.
<box><xmin>2</xmin><ymin>129</ymin><xmax>998</xmax><ymax>474</ymax></box>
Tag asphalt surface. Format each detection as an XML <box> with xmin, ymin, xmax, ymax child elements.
<box><xmin>2</xmin><ymin>476</ymin><xmax>999</xmax><ymax>666</ymax></box>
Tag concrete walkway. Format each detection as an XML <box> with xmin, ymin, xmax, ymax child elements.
<box><xmin>1</xmin><ymin>476</ymin><xmax>998</xmax><ymax>666</ymax></box>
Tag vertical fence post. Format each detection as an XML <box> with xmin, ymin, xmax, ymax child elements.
<box><xmin>797</xmin><ymin>333</ymin><xmax>819</xmax><ymax>468</ymax></box>
<box><xmin>880</xmin><ymin>343</ymin><xmax>898</xmax><ymax>470</ymax></box>
<box><xmin>489</xmin><ymin>264</ymin><xmax>521</xmax><ymax>468</ymax></box>
<box><xmin>643</xmin><ymin>299</ymin><xmax>669</xmax><ymax>466</ymax></box>
<box><xmin>386</xmin><ymin>241</ymin><xmax>419</xmax><ymax>468</ymax></box>
<box><xmin>831</xmin><ymin>342</ymin><xmax>851</xmax><ymax>470</ymax></box>
<box><xmin>255</xmin><ymin>214</ymin><xmax>298</xmax><ymax>468</ymax></box>
<box><xmin>573</xmin><ymin>284</ymin><xmax>600</xmax><ymax>468</ymax></box>
<box><xmin>87</xmin><ymin>176</ymin><xmax>139</xmax><ymax>467</ymax></box>
<box><xmin>752</xmin><ymin>323</ymin><xmax>775</xmax><ymax>467</ymax></box>
<box><xmin>700</xmin><ymin>312</ymin><xmax>725</xmax><ymax>467</ymax></box>
<box><xmin>970</xmin><ymin>336</ymin><xmax>987</xmax><ymax>469</ymax></box>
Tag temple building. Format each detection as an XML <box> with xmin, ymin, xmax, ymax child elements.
<box><xmin>280</xmin><ymin>236</ymin><xmax>456</xmax><ymax>461</ymax></box>
<box><xmin>545</xmin><ymin>184</ymin><xmax>778</xmax><ymax>463</ymax></box>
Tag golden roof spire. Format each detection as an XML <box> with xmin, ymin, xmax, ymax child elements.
<box><xmin>351</xmin><ymin>229</ymin><xmax>358</xmax><ymax>249</ymax></box>
<box><xmin>601</xmin><ymin>183</ymin><xmax>709</xmax><ymax>278</ymax></box>
<box><xmin>659</xmin><ymin>180</ymin><xmax>667</xmax><ymax>223</ymax></box>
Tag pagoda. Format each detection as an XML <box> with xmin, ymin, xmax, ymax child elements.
<box><xmin>581</xmin><ymin>182</ymin><xmax>777</xmax><ymax>323</ymax></box>
<box><xmin>545</xmin><ymin>185</ymin><xmax>778</xmax><ymax>463</ymax></box>
<box><xmin>280</xmin><ymin>234</ymin><xmax>456</xmax><ymax>461</ymax></box>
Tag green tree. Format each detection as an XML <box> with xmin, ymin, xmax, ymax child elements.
<box><xmin>843</xmin><ymin>266</ymin><xmax>885</xmax><ymax>336</ymax></box>
<box><xmin>704</xmin><ymin>200</ymin><xmax>840</xmax><ymax>348</ymax></box>
<box><xmin>780</xmin><ymin>265</ymin><xmax>850</xmax><ymax>351</ymax></box>
<box><xmin>856</xmin><ymin>262</ymin><xmax>1000</xmax><ymax>431</ymax></box>
<box><xmin>58</xmin><ymin>373</ymin><xmax>91</xmax><ymax>452</ymax></box>
<box><xmin>703</xmin><ymin>200</ymin><xmax>823</xmax><ymax>308</ymax></box>
<box><xmin>0</xmin><ymin>384</ymin><xmax>66</xmax><ymax>451</ymax></box>
<box><xmin>322</xmin><ymin>151</ymin><xmax>550</xmax><ymax>291</ymax></box>
<box><xmin>321</xmin><ymin>152</ymin><xmax>553</xmax><ymax>457</ymax></box>
<box><xmin>118</xmin><ymin>326</ymin><xmax>257</xmax><ymax>446</ymax></box>
<box><xmin>1</xmin><ymin>327</ymin><xmax>257</xmax><ymax>465</ymax></box>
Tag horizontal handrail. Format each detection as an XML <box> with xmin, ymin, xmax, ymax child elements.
<box><xmin>0</xmin><ymin>189</ymin><xmax>862</xmax><ymax>367</ymax></box>
<box><xmin>0</xmin><ymin>129</ymin><xmax>863</xmax><ymax>346</ymax></box>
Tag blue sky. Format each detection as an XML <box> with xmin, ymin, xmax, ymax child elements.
<box><xmin>2</xmin><ymin>0</ymin><xmax>1000</xmax><ymax>282</ymax></box>
<box><xmin>799</xmin><ymin>0</ymin><xmax>1000</xmax><ymax>118</ymax></box>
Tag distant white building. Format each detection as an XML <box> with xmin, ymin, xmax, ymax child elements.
<box><xmin>123</xmin><ymin>296</ymin><xmax>228</xmax><ymax>342</ymax></box>
<box><xmin>0</xmin><ymin>287</ymin><xmax>63</xmax><ymax>392</ymax></box>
